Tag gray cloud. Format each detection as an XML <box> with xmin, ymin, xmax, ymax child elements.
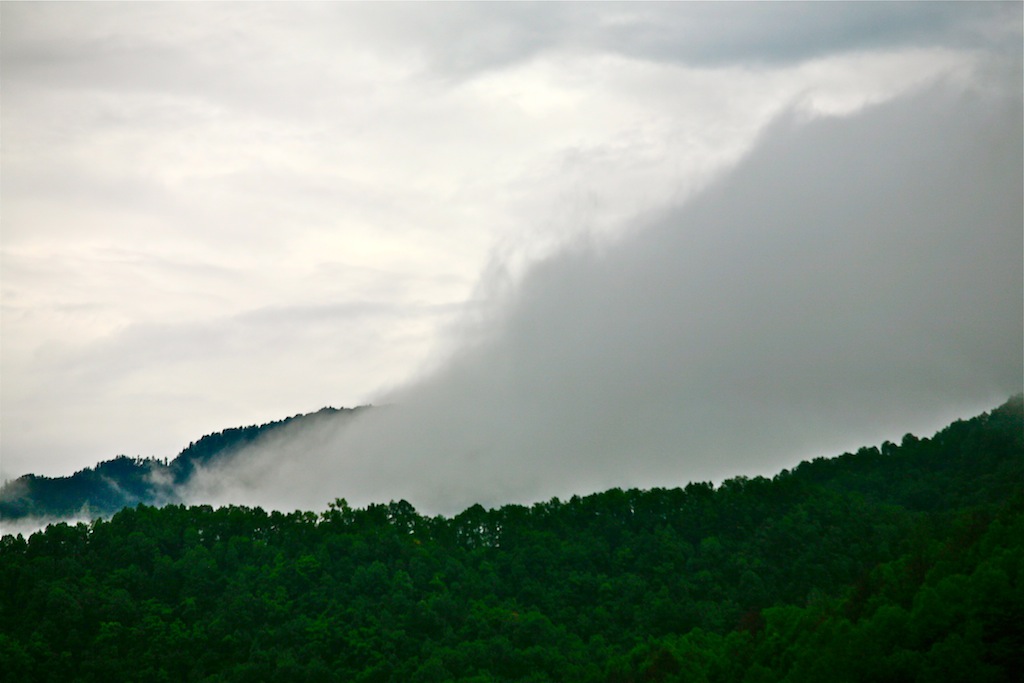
<box><xmin>592</xmin><ymin>2</ymin><xmax>1023</xmax><ymax>67</ymax></box>
<box><xmin>320</xmin><ymin>2</ymin><xmax>1022</xmax><ymax>77</ymax></box>
<box><xmin>6</xmin><ymin>3</ymin><xmax>1014</xmax><ymax>93</ymax></box>
<box><xmin>189</xmin><ymin>81</ymin><xmax>1023</xmax><ymax>516</ymax></box>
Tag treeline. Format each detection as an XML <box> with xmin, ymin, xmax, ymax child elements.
<box><xmin>0</xmin><ymin>397</ymin><xmax>1020</xmax><ymax>682</ymax></box>
<box><xmin>0</xmin><ymin>407</ymin><xmax>364</xmax><ymax>521</ymax></box>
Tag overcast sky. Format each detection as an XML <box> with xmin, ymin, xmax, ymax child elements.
<box><xmin>2</xmin><ymin>3</ymin><xmax>1021</xmax><ymax>505</ymax></box>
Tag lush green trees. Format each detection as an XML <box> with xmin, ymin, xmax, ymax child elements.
<box><xmin>0</xmin><ymin>396</ymin><xmax>1020</xmax><ymax>681</ymax></box>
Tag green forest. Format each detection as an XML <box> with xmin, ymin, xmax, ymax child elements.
<box><xmin>1</xmin><ymin>396</ymin><xmax>1021</xmax><ymax>682</ymax></box>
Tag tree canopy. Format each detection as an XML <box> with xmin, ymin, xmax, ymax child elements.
<box><xmin>1</xmin><ymin>396</ymin><xmax>1020</xmax><ymax>681</ymax></box>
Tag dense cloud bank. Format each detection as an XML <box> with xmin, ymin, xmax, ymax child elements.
<box><xmin>188</xmin><ymin>83</ymin><xmax>1023</xmax><ymax>515</ymax></box>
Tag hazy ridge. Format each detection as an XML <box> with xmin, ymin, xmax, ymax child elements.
<box><xmin>0</xmin><ymin>407</ymin><xmax>367</xmax><ymax>531</ymax></box>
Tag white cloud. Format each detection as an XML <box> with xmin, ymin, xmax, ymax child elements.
<box><xmin>1</xmin><ymin>2</ymin><xmax>1019</xmax><ymax>484</ymax></box>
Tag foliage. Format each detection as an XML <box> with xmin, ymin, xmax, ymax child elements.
<box><xmin>0</xmin><ymin>396</ymin><xmax>1020</xmax><ymax>681</ymax></box>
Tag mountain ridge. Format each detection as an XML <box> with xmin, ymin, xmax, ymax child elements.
<box><xmin>1</xmin><ymin>397</ymin><xmax>1019</xmax><ymax>530</ymax></box>
<box><xmin>0</xmin><ymin>406</ymin><xmax>369</xmax><ymax>525</ymax></box>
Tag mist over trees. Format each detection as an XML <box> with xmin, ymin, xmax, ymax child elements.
<box><xmin>0</xmin><ymin>407</ymin><xmax>366</xmax><ymax>527</ymax></box>
<box><xmin>165</xmin><ymin>82</ymin><xmax>1023</xmax><ymax>518</ymax></box>
<box><xmin>1</xmin><ymin>396</ymin><xmax>1020</xmax><ymax>681</ymax></box>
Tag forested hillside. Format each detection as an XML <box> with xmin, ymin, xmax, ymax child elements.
<box><xmin>0</xmin><ymin>407</ymin><xmax>364</xmax><ymax>523</ymax></box>
<box><xmin>0</xmin><ymin>397</ymin><xmax>1020</xmax><ymax>682</ymax></box>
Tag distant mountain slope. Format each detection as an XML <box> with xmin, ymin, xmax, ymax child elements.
<box><xmin>0</xmin><ymin>406</ymin><xmax>367</xmax><ymax>524</ymax></box>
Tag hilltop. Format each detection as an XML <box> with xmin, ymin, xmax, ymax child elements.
<box><xmin>0</xmin><ymin>406</ymin><xmax>367</xmax><ymax>525</ymax></box>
